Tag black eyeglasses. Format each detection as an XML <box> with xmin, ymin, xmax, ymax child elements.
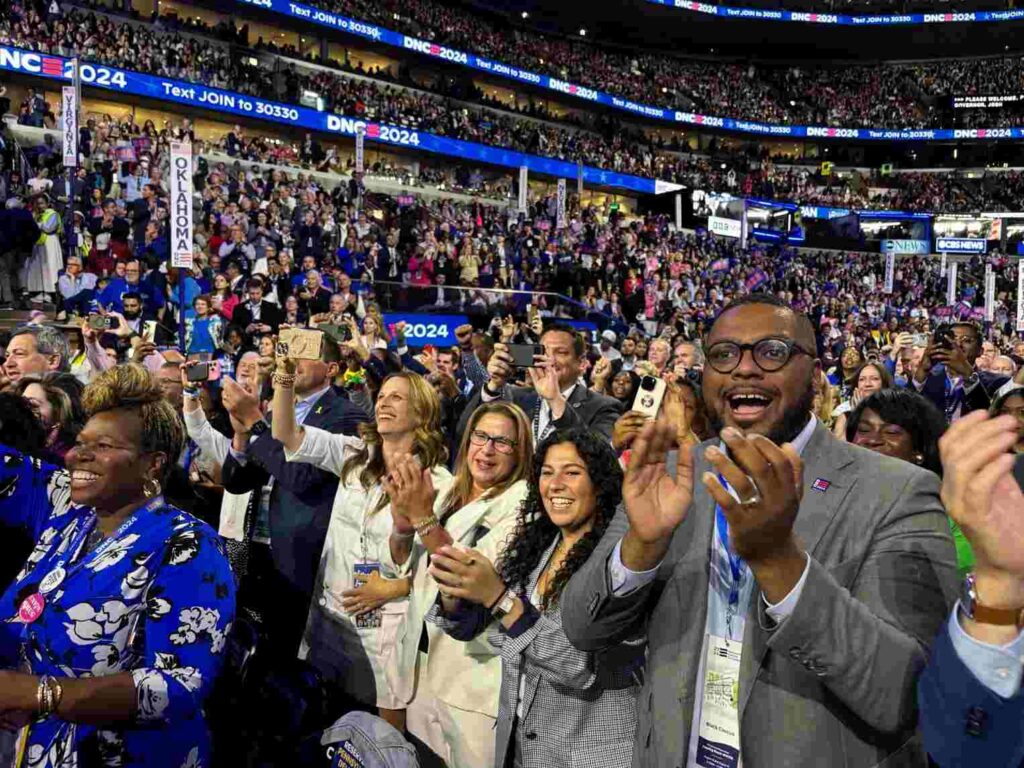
<box><xmin>706</xmin><ymin>338</ymin><xmax>814</xmax><ymax>374</ymax></box>
<box><xmin>469</xmin><ymin>430</ymin><xmax>517</xmax><ymax>455</ymax></box>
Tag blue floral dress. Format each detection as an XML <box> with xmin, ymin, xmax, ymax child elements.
<box><xmin>0</xmin><ymin>447</ymin><xmax>236</xmax><ymax>768</ymax></box>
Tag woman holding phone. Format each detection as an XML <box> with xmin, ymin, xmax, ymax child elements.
<box><xmin>426</xmin><ymin>428</ymin><xmax>644</xmax><ymax>768</ymax></box>
<box><xmin>271</xmin><ymin>356</ymin><xmax>450</xmax><ymax>729</ymax></box>
<box><xmin>382</xmin><ymin>402</ymin><xmax>533</xmax><ymax>767</ymax></box>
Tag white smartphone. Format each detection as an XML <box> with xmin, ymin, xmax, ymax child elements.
<box><xmin>632</xmin><ymin>375</ymin><xmax>667</xmax><ymax>419</ymax></box>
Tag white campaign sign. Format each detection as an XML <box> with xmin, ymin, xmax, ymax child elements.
<box><xmin>709</xmin><ymin>215</ymin><xmax>742</xmax><ymax>238</ymax></box>
<box><xmin>556</xmin><ymin>178</ymin><xmax>566</xmax><ymax>229</ymax></box>
<box><xmin>169</xmin><ymin>141</ymin><xmax>194</xmax><ymax>269</ymax></box>
<box><xmin>947</xmin><ymin>262</ymin><xmax>958</xmax><ymax>305</ymax></box>
<box><xmin>985</xmin><ymin>263</ymin><xmax>995</xmax><ymax>322</ymax></box>
<box><xmin>518</xmin><ymin>166</ymin><xmax>528</xmax><ymax>213</ymax></box>
<box><xmin>1017</xmin><ymin>260</ymin><xmax>1024</xmax><ymax>331</ymax></box>
<box><xmin>355</xmin><ymin>126</ymin><xmax>365</xmax><ymax>173</ymax></box>
<box><xmin>61</xmin><ymin>86</ymin><xmax>77</xmax><ymax>167</ymax></box>
<box><xmin>883</xmin><ymin>252</ymin><xmax>895</xmax><ymax>294</ymax></box>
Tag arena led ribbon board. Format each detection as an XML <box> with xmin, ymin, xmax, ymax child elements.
<box><xmin>234</xmin><ymin>0</ymin><xmax>1024</xmax><ymax>141</ymax></box>
<box><xmin>0</xmin><ymin>46</ymin><xmax>674</xmax><ymax>196</ymax></box>
<box><xmin>645</xmin><ymin>0</ymin><xmax>1024</xmax><ymax>25</ymax></box>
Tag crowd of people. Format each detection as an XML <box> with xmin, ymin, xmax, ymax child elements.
<box><xmin>0</xmin><ymin>3</ymin><xmax>1022</xmax><ymax>765</ymax></box>
<box><xmin>6</xmin><ymin>2</ymin><xmax>1024</xmax><ymax>219</ymax></box>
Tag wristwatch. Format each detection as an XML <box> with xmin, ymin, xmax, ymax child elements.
<box><xmin>490</xmin><ymin>588</ymin><xmax>517</xmax><ymax>620</ymax></box>
<box><xmin>960</xmin><ymin>573</ymin><xmax>1024</xmax><ymax>628</ymax></box>
<box><xmin>248</xmin><ymin>420</ymin><xmax>269</xmax><ymax>440</ymax></box>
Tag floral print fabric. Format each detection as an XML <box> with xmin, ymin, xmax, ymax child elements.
<box><xmin>0</xmin><ymin>446</ymin><xmax>235</xmax><ymax>768</ymax></box>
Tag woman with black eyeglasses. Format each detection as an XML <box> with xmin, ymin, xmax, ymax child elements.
<box><xmin>381</xmin><ymin>402</ymin><xmax>534</xmax><ymax>767</ymax></box>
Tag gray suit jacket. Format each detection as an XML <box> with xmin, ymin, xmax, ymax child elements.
<box><xmin>431</xmin><ymin>537</ymin><xmax>645</xmax><ymax>768</ymax></box>
<box><xmin>455</xmin><ymin>381</ymin><xmax>623</xmax><ymax>444</ymax></box>
<box><xmin>561</xmin><ymin>423</ymin><xmax>959</xmax><ymax>768</ymax></box>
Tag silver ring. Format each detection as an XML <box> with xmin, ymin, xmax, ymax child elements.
<box><xmin>741</xmin><ymin>492</ymin><xmax>761</xmax><ymax>506</ymax></box>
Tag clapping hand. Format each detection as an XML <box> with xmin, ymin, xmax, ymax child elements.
<box><xmin>940</xmin><ymin>412</ymin><xmax>1024</xmax><ymax>581</ymax></box>
<box><xmin>622</xmin><ymin>421</ymin><xmax>695</xmax><ymax>549</ymax></box>
<box><xmin>702</xmin><ymin>428</ymin><xmax>805</xmax><ymax>601</ymax></box>
<box><xmin>381</xmin><ymin>453</ymin><xmax>436</xmax><ymax>535</ymax></box>
<box><xmin>429</xmin><ymin>545</ymin><xmax>505</xmax><ymax>606</ymax></box>
<box><xmin>527</xmin><ymin>356</ymin><xmax>561</xmax><ymax>402</ymax></box>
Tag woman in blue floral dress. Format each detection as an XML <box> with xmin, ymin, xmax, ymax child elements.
<box><xmin>0</xmin><ymin>364</ymin><xmax>235</xmax><ymax>768</ymax></box>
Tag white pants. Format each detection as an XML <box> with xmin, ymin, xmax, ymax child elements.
<box><xmin>407</xmin><ymin>685</ymin><xmax>496</xmax><ymax>768</ymax></box>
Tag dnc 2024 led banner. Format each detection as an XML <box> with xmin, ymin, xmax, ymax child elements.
<box><xmin>647</xmin><ymin>0</ymin><xmax>1024</xmax><ymax>25</ymax></box>
<box><xmin>235</xmin><ymin>0</ymin><xmax>1024</xmax><ymax>142</ymax></box>
<box><xmin>0</xmin><ymin>46</ymin><xmax>672</xmax><ymax>196</ymax></box>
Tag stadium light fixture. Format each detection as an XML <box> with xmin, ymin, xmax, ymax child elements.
<box><xmin>579</xmin><ymin>28</ymin><xmax>587</xmax><ymax>36</ymax></box>
<box><xmin>522</xmin><ymin>11</ymin><xmax>529</xmax><ymax>18</ymax></box>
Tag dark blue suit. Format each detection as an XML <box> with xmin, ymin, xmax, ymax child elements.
<box><xmin>221</xmin><ymin>387</ymin><xmax>367</xmax><ymax>657</ymax></box>
<box><xmin>919</xmin><ymin>621</ymin><xmax>1024</xmax><ymax>767</ymax></box>
<box><xmin>912</xmin><ymin>368</ymin><xmax>1009</xmax><ymax>420</ymax></box>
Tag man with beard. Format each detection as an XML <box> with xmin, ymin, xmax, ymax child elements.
<box><xmin>563</xmin><ymin>294</ymin><xmax>957</xmax><ymax>768</ymax></box>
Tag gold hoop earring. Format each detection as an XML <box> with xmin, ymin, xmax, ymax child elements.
<box><xmin>143</xmin><ymin>478</ymin><xmax>162</xmax><ymax>499</ymax></box>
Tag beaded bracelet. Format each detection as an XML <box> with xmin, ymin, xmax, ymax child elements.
<box><xmin>272</xmin><ymin>372</ymin><xmax>296</xmax><ymax>389</ymax></box>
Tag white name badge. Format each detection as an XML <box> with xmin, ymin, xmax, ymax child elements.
<box><xmin>696</xmin><ymin>635</ymin><xmax>742</xmax><ymax>768</ymax></box>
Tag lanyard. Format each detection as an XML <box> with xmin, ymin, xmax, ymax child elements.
<box><xmin>50</xmin><ymin>496</ymin><xmax>163</xmax><ymax>583</ymax></box>
<box><xmin>715</xmin><ymin>474</ymin><xmax>745</xmax><ymax>636</ymax></box>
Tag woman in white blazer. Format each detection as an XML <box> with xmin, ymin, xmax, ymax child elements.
<box><xmin>383</xmin><ymin>401</ymin><xmax>533</xmax><ymax>767</ymax></box>
<box><xmin>425</xmin><ymin>428</ymin><xmax>645</xmax><ymax>768</ymax></box>
<box><xmin>271</xmin><ymin>366</ymin><xmax>451</xmax><ymax>731</ymax></box>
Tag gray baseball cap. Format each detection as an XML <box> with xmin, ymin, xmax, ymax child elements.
<box><xmin>317</xmin><ymin>712</ymin><xmax>419</xmax><ymax>768</ymax></box>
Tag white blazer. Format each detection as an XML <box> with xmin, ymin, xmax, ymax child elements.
<box><xmin>385</xmin><ymin>479</ymin><xmax>527</xmax><ymax>716</ymax></box>
<box><xmin>285</xmin><ymin>426</ymin><xmax>452</xmax><ymax>707</ymax></box>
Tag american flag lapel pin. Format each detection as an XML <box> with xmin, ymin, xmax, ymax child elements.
<box><xmin>812</xmin><ymin>478</ymin><xmax>831</xmax><ymax>493</ymax></box>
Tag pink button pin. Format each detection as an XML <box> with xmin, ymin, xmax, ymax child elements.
<box><xmin>18</xmin><ymin>593</ymin><xmax>45</xmax><ymax>624</ymax></box>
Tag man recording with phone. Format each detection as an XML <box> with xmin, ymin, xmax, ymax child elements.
<box><xmin>457</xmin><ymin>322</ymin><xmax>622</xmax><ymax>445</ymax></box>
<box><xmin>911</xmin><ymin>322</ymin><xmax>1009</xmax><ymax>423</ymax></box>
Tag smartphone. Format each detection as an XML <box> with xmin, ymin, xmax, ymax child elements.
<box><xmin>508</xmin><ymin>343</ymin><xmax>543</xmax><ymax>369</ymax></box>
<box><xmin>141</xmin><ymin>320</ymin><xmax>157</xmax><ymax>344</ymax></box>
<box><xmin>933</xmin><ymin>325</ymin><xmax>954</xmax><ymax>350</ymax></box>
<box><xmin>633</xmin><ymin>375</ymin><xmax>667</xmax><ymax>419</ymax></box>
<box><xmin>186</xmin><ymin>361</ymin><xmax>221</xmax><ymax>383</ymax></box>
<box><xmin>88</xmin><ymin>315</ymin><xmax>115</xmax><ymax>331</ymax></box>
<box><xmin>318</xmin><ymin>323</ymin><xmax>351</xmax><ymax>343</ymax></box>
<box><xmin>912</xmin><ymin>333</ymin><xmax>929</xmax><ymax>347</ymax></box>
<box><xmin>277</xmin><ymin>328</ymin><xmax>324</xmax><ymax>360</ymax></box>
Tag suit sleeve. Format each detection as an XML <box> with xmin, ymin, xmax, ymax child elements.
<box><xmin>919</xmin><ymin>621</ymin><xmax>1024</xmax><ymax>768</ymax></box>
<box><xmin>760</xmin><ymin>468</ymin><xmax>958</xmax><ymax>736</ymax></box>
<box><xmin>220</xmin><ymin>449</ymin><xmax>269</xmax><ymax>495</ymax></box>
<box><xmin>561</xmin><ymin>506</ymin><xmax>668</xmax><ymax>652</ymax></box>
<box><xmin>551</xmin><ymin>393</ymin><xmax>623</xmax><ymax>441</ymax></box>
<box><xmin>247</xmin><ymin>432</ymin><xmax>340</xmax><ymax>508</ymax></box>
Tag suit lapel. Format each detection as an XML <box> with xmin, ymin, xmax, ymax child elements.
<box><xmin>520</xmin><ymin>537</ymin><xmax>559</xmax><ymax>718</ymax></box>
<box><xmin>738</xmin><ymin>423</ymin><xmax>855</xmax><ymax>720</ymax></box>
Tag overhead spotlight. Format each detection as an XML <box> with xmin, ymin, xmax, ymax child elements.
<box><xmin>521</xmin><ymin>11</ymin><xmax>529</xmax><ymax>18</ymax></box>
<box><xmin>720</xmin><ymin>163</ymin><xmax>727</xmax><ymax>169</ymax></box>
<box><xmin>579</xmin><ymin>28</ymin><xmax>587</xmax><ymax>36</ymax></box>
<box><xmin>789</xmin><ymin>100</ymin><xmax>796</xmax><ymax>106</ymax></box>
<box><xmin>662</xmin><ymin>87</ymin><xmax>668</xmax><ymax>93</ymax></box>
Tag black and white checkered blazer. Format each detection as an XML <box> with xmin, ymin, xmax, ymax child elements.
<box><xmin>430</xmin><ymin>536</ymin><xmax>645</xmax><ymax>768</ymax></box>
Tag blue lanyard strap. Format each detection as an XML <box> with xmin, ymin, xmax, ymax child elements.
<box><xmin>715</xmin><ymin>474</ymin><xmax>745</xmax><ymax>608</ymax></box>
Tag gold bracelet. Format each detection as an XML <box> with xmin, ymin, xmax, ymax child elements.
<box><xmin>413</xmin><ymin>515</ymin><xmax>439</xmax><ymax>537</ymax></box>
<box><xmin>272</xmin><ymin>372</ymin><xmax>296</xmax><ymax>388</ymax></box>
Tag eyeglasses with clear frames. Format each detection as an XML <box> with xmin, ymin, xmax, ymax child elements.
<box><xmin>469</xmin><ymin>430</ymin><xmax>517</xmax><ymax>454</ymax></box>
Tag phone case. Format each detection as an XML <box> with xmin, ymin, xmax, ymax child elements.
<box><xmin>633</xmin><ymin>377</ymin><xmax>668</xmax><ymax>419</ymax></box>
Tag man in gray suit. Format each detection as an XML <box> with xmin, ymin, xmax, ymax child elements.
<box><xmin>456</xmin><ymin>322</ymin><xmax>623</xmax><ymax>445</ymax></box>
<box><xmin>562</xmin><ymin>294</ymin><xmax>958</xmax><ymax>768</ymax></box>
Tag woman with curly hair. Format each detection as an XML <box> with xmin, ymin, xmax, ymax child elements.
<box><xmin>272</xmin><ymin>365</ymin><xmax>451</xmax><ymax>730</ymax></box>
<box><xmin>0</xmin><ymin>364</ymin><xmax>235</xmax><ymax>768</ymax></box>
<box><xmin>426</xmin><ymin>428</ymin><xmax>644</xmax><ymax>768</ymax></box>
<box><xmin>383</xmin><ymin>402</ymin><xmax>533</xmax><ymax>767</ymax></box>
